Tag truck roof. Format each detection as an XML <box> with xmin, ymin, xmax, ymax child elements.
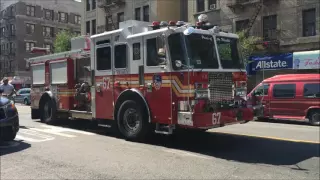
<box><xmin>263</xmin><ymin>74</ymin><xmax>320</xmax><ymax>83</ymax></box>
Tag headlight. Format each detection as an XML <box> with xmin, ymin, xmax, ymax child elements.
<box><xmin>195</xmin><ymin>89</ymin><xmax>209</xmax><ymax>99</ymax></box>
<box><xmin>6</xmin><ymin>102</ymin><xmax>17</xmax><ymax>117</ymax></box>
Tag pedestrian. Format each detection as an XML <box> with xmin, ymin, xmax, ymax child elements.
<box><xmin>0</xmin><ymin>77</ymin><xmax>16</xmax><ymax>100</ymax></box>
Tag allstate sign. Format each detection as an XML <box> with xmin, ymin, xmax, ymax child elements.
<box><xmin>248</xmin><ymin>53</ymin><xmax>293</xmax><ymax>72</ymax></box>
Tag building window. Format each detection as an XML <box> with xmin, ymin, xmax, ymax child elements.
<box><xmin>86</xmin><ymin>0</ymin><xmax>90</xmax><ymax>11</ymax></box>
<box><xmin>263</xmin><ymin>15</ymin><xmax>277</xmax><ymax>41</ymax></box>
<box><xmin>92</xmin><ymin>0</ymin><xmax>96</xmax><ymax>10</ymax></box>
<box><xmin>303</xmin><ymin>83</ymin><xmax>320</xmax><ymax>98</ymax></box>
<box><xmin>117</xmin><ymin>12</ymin><xmax>124</xmax><ymax>23</ymax></box>
<box><xmin>197</xmin><ymin>0</ymin><xmax>205</xmax><ymax>12</ymax></box>
<box><xmin>135</xmin><ymin>8</ymin><xmax>141</xmax><ymax>21</ymax></box>
<box><xmin>10</xmin><ymin>24</ymin><xmax>15</xmax><ymax>36</ymax></box>
<box><xmin>96</xmin><ymin>46</ymin><xmax>111</xmax><ymax>70</ymax></box>
<box><xmin>43</xmin><ymin>26</ymin><xmax>54</xmax><ymax>38</ymax></box>
<box><xmin>208</xmin><ymin>0</ymin><xmax>217</xmax><ymax>10</ymax></box>
<box><xmin>92</xmin><ymin>19</ymin><xmax>96</xmax><ymax>35</ymax></box>
<box><xmin>302</xmin><ymin>8</ymin><xmax>316</xmax><ymax>37</ymax></box>
<box><xmin>44</xmin><ymin>9</ymin><xmax>53</xmax><ymax>20</ymax></box>
<box><xmin>86</xmin><ymin>21</ymin><xmax>90</xmax><ymax>34</ymax></box>
<box><xmin>143</xmin><ymin>5</ymin><xmax>149</xmax><ymax>22</ymax></box>
<box><xmin>25</xmin><ymin>42</ymin><xmax>35</xmax><ymax>51</ymax></box>
<box><xmin>273</xmin><ymin>84</ymin><xmax>296</xmax><ymax>98</ymax></box>
<box><xmin>26</xmin><ymin>5</ymin><xmax>35</xmax><ymax>16</ymax></box>
<box><xmin>26</xmin><ymin>23</ymin><xmax>35</xmax><ymax>34</ymax></box>
<box><xmin>106</xmin><ymin>16</ymin><xmax>113</xmax><ymax>31</ymax></box>
<box><xmin>59</xmin><ymin>12</ymin><xmax>68</xmax><ymax>23</ymax></box>
<box><xmin>10</xmin><ymin>6</ymin><xmax>15</xmax><ymax>16</ymax></box>
<box><xmin>0</xmin><ymin>27</ymin><xmax>5</xmax><ymax>37</ymax></box>
<box><xmin>9</xmin><ymin>42</ymin><xmax>15</xmax><ymax>54</ymax></box>
<box><xmin>235</xmin><ymin>19</ymin><xmax>249</xmax><ymax>33</ymax></box>
<box><xmin>74</xmin><ymin>15</ymin><xmax>81</xmax><ymax>24</ymax></box>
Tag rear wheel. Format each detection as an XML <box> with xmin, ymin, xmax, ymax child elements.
<box><xmin>117</xmin><ymin>100</ymin><xmax>150</xmax><ymax>141</ymax></box>
<box><xmin>309</xmin><ymin>110</ymin><xmax>320</xmax><ymax>126</ymax></box>
<box><xmin>40</xmin><ymin>99</ymin><xmax>58</xmax><ymax>124</ymax></box>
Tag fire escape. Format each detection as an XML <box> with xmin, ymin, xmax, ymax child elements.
<box><xmin>0</xmin><ymin>9</ymin><xmax>16</xmax><ymax>76</ymax></box>
<box><xmin>97</xmin><ymin>0</ymin><xmax>125</xmax><ymax>31</ymax></box>
<box><xmin>227</xmin><ymin>0</ymin><xmax>280</xmax><ymax>52</ymax></box>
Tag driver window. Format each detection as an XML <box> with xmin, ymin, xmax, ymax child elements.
<box><xmin>254</xmin><ymin>84</ymin><xmax>269</xmax><ymax>96</ymax></box>
<box><xmin>168</xmin><ymin>33</ymin><xmax>186</xmax><ymax>70</ymax></box>
<box><xmin>146</xmin><ymin>36</ymin><xmax>166</xmax><ymax>66</ymax></box>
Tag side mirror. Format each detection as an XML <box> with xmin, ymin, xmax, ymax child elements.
<box><xmin>175</xmin><ymin>60</ymin><xmax>182</xmax><ymax>68</ymax></box>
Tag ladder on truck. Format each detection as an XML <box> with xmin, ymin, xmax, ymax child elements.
<box><xmin>99</xmin><ymin>0</ymin><xmax>125</xmax><ymax>30</ymax></box>
<box><xmin>244</xmin><ymin>0</ymin><xmax>263</xmax><ymax>35</ymax></box>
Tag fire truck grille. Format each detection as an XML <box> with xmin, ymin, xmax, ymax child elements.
<box><xmin>208</xmin><ymin>72</ymin><xmax>234</xmax><ymax>103</ymax></box>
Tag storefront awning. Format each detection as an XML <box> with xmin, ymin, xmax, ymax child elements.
<box><xmin>293</xmin><ymin>50</ymin><xmax>320</xmax><ymax>69</ymax></box>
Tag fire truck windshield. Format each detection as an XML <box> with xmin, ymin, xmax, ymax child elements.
<box><xmin>216</xmin><ymin>36</ymin><xmax>244</xmax><ymax>69</ymax></box>
<box><xmin>168</xmin><ymin>33</ymin><xmax>219</xmax><ymax>70</ymax></box>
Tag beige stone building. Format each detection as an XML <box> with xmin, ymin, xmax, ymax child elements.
<box><xmin>82</xmin><ymin>0</ymin><xmax>185</xmax><ymax>35</ymax></box>
<box><xmin>187</xmin><ymin>0</ymin><xmax>320</xmax><ymax>53</ymax></box>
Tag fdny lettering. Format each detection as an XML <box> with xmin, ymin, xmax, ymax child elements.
<box><xmin>256</xmin><ymin>60</ymin><xmax>287</xmax><ymax>69</ymax></box>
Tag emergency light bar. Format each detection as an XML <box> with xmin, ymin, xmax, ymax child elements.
<box><xmin>148</xmin><ymin>14</ymin><xmax>226</xmax><ymax>32</ymax></box>
<box><xmin>150</xmin><ymin>20</ymin><xmax>186</xmax><ymax>30</ymax></box>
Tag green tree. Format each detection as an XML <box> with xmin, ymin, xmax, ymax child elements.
<box><xmin>236</xmin><ymin>30</ymin><xmax>263</xmax><ymax>65</ymax></box>
<box><xmin>53</xmin><ymin>30</ymin><xmax>77</xmax><ymax>53</ymax></box>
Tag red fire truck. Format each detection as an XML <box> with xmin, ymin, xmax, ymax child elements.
<box><xmin>27</xmin><ymin>15</ymin><xmax>254</xmax><ymax>140</ymax></box>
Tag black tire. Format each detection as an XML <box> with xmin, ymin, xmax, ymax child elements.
<box><xmin>40</xmin><ymin>99</ymin><xmax>58</xmax><ymax>124</ymax></box>
<box><xmin>117</xmin><ymin>100</ymin><xmax>150</xmax><ymax>141</ymax></box>
<box><xmin>309</xmin><ymin>110</ymin><xmax>320</xmax><ymax>126</ymax></box>
<box><xmin>0</xmin><ymin>126</ymin><xmax>17</xmax><ymax>141</ymax></box>
<box><xmin>24</xmin><ymin>99</ymin><xmax>28</xmax><ymax>105</ymax></box>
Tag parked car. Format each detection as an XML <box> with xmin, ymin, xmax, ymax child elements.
<box><xmin>247</xmin><ymin>74</ymin><xmax>320</xmax><ymax>126</ymax></box>
<box><xmin>14</xmin><ymin>88</ymin><xmax>31</xmax><ymax>105</ymax></box>
<box><xmin>0</xmin><ymin>89</ymin><xmax>19</xmax><ymax>141</ymax></box>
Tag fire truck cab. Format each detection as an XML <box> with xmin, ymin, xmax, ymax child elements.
<box><xmin>27</xmin><ymin>15</ymin><xmax>254</xmax><ymax>140</ymax></box>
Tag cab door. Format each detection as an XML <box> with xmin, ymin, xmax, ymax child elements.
<box><xmin>143</xmin><ymin>33</ymin><xmax>172</xmax><ymax>124</ymax></box>
<box><xmin>251</xmin><ymin>83</ymin><xmax>271</xmax><ymax>117</ymax></box>
<box><xmin>94</xmin><ymin>43</ymin><xmax>114</xmax><ymax>120</ymax></box>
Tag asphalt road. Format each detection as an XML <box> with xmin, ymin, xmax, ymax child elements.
<box><xmin>1</xmin><ymin>105</ymin><xmax>319</xmax><ymax>179</ymax></box>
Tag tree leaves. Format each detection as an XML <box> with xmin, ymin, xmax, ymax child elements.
<box><xmin>236</xmin><ymin>30</ymin><xmax>263</xmax><ymax>65</ymax></box>
<box><xmin>53</xmin><ymin>30</ymin><xmax>77</xmax><ymax>53</ymax></box>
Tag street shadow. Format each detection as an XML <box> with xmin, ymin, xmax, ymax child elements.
<box><xmin>31</xmin><ymin>119</ymin><xmax>319</xmax><ymax>166</ymax></box>
<box><xmin>141</xmin><ymin>131</ymin><xmax>320</xmax><ymax>166</ymax></box>
<box><xmin>0</xmin><ymin>140</ymin><xmax>31</xmax><ymax>156</ymax></box>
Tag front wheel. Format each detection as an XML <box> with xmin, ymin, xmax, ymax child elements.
<box><xmin>117</xmin><ymin>100</ymin><xmax>150</xmax><ymax>141</ymax></box>
<box><xmin>309</xmin><ymin>110</ymin><xmax>320</xmax><ymax>126</ymax></box>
